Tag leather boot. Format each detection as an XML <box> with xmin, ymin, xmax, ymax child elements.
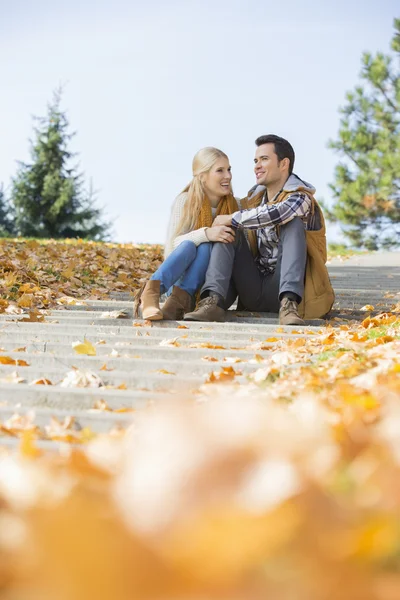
<box><xmin>162</xmin><ymin>286</ymin><xmax>192</xmax><ymax>320</ymax></box>
<box><xmin>184</xmin><ymin>294</ymin><xmax>226</xmax><ymax>322</ymax></box>
<box><xmin>141</xmin><ymin>280</ymin><xmax>163</xmax><ymax>320</ymax></box>
<box><xmin>279</xmin><ymin>297</ymin><xmax>305</xmax><ymax>326</ymax></box>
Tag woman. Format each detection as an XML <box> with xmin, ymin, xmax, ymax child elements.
<box><xmin>136</xmin><ymin>147</ymin><xmax>238</xmax><ymax>320</ymax></box>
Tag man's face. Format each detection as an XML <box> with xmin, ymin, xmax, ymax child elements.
<box><xmin>253</xmin><ymin>143</ymin><xmax>284</xmax><ymax>187</ymax></box>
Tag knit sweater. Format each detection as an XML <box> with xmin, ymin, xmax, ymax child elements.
<box><xmin>164</xmin><ymin>193</ymin><xmax>217</xmax><ymax>258</ymax></box>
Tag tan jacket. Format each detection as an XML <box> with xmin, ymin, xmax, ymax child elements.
<box><xmin>277</xmin><ymin>190</ymin><xmax>335</xmax><ymax>319</ymax></box>
<box><xmin>241</xmin><ymin>187</ymin><xmax>335</xmax><ymax>319</ymax></box>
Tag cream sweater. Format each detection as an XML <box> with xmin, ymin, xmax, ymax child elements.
<box><xmin>164</xmin><ymin>192</ymin><xmax>243</xmax><ymax>258</ymax></box>
<box><xmin>164</xmin><ymin>193</ymin><xmax>209</xmax><ymax>258</ymax></box>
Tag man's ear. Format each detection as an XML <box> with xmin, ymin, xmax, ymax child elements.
<box><xmin>280</xmin><ymin>157</ymin><xmax>290</xmax><ymax>172</ymax></box>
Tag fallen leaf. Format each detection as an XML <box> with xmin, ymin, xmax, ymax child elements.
<box><xmin>60</xmin><ymin>370</ymin><xmax>104</xmax><ymax>388</ymax></box>
<box><xmin>0</xmin><ymin>356</ymin><xmax>29</xmax><ymax>366</ymax></box>
<box><xmin>159</xmin><ymin>337</ymin><xmax>181</xmax><ymax>347</ymax></box>
<box><xmin>100</xmin><ymin>310</ymin><xmax>129</xmax><ymax>319</ymax></box>
<box><xmin>189</xmin><ymin>342</ymin><xmax>226</xmax><ymax>349</ymax></box>
<box><xmin>30</xmin><ymin>378</ymin><xmax>53</xmax><ymax>385</ymax></box>
<box><xmin>100</xmin><ymin>364</ymin><xmax>114</xmax><ymax>371</ymax></box>
<box><xmin>360</xmin><ymin>305</ymin><xmax>375</xmax><ymax>311</ymax></box>
<box><xmin>72</xmin><ymin>339</ymin><xmax>97</xmax><ymax>356</ymax></box>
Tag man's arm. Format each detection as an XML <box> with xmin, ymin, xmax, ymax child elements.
<box><xmin>230</xmin><ymin>192</ymin><xmax>312</xmax><ymax>230</ymax></box>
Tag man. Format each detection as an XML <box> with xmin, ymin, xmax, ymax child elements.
<box><xmin>184</xmin><ymin>134</ymin><xmax>334</xmax><ymax>325</ymax></box>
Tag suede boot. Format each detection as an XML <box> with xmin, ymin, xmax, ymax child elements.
<box><xmin>162</xmin><ymin>286</ymin><xmax>192</xmax><ymax>320</ymax></box>
<box><xmin>184</xmin><ymin>294</ymin><xmax>225</xmax><ymax>322</ymax></box>
<box><xmin>279</xmin><ymin>297</ymin><xmax>305</xmax><ymax>326</ymax></box>
<box><xmin>141</xmin><ymin>280</ymin><xmax>163</xmax><ymax>320</ymax></box>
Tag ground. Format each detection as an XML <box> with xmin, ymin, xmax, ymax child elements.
<box><xmin>0</xmin><ymin>240</ymin><xmax>399</xmax><ymax>600</ymax></box>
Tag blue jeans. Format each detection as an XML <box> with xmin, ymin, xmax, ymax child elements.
<box><xmin>150</xmin><ymin>240</ymin><xmax>212</xmax><ymax>296</ymax></box>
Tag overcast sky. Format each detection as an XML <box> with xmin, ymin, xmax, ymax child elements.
<box><xmin>0</xmin><ymin>0</ymin><xmax>398</xmax><ymax>244</ymax></box>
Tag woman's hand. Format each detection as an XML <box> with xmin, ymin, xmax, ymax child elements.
<box><xmin>205</xmin><ymin>225</ymin><xmax>235</xmax><ymax>243</ymax></box>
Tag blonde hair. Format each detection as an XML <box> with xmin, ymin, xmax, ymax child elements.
<box><xmin>174</xmin><ymin>147</ymin><xmax>230</xmax><ymax>237</ymax></box>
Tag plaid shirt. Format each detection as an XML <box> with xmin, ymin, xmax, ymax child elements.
<box><xmin>232</xmin><ymin>188</ymin><xmax>312</xmax><ymax>274</ymax></box>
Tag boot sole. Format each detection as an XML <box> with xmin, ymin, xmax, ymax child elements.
<box><xmin>184</xmin><ymin>314</ymin><xmax>225</xmax><ymax>323</ymax></box>
<box><xmin>143</xmin><ymin>311</ymin><xmax>163</xmax><ymax>321</ymax></box>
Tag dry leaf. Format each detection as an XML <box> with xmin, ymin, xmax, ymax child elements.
<box><xmin>30</xmin><ymin>378</ymin><xmax>53</xmax><ymax>385</ymax></box>
<box><xmin>72</xmin><ymin>339</ymin><xmax>97</xmax><ymax>356</ymax></box>
<box><xmin>60</xmin><ymin>370</ymin><xmax>104</xmax><ymax>388</ymax></box>
<box><xmin>100</xmin><ymin>310</ymin><xmax>129</xmax><ymax>319</ymax></box>
<box><xmin>0</xmin><ymin>356</ymin><xmax>29</xmax><ymax>366</ymax></box>
<box><xmin>159</xmin><ymin>337</ymin><xmax>181</xmax><ymax>347</ymax></box>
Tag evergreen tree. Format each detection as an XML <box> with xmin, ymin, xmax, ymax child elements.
<box><xmin>328</xmin><ymin>18</ymin><xmax>400</xmax><ymax>250</ymax></box>
<box><xmin>0</xmin><ymin>185</ymin><xmax>16</xmax><ymax>237</ymax></box>
<box><xmin>11</xmin><ymin>90</ymin><xmax>111</xmax><ymax>240</ymax></box>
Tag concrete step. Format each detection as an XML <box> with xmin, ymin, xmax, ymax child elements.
<box><xmin>0</xmin><ymin>382</ymin><xmax>163</xmax><ymax>409</ymax></box>
<box><xmin>0</xmin><ymin>352</ymin><xmax>267</xmax><ymax>375</ymax></box>
<box><xmin>0</xmin><ymin>405</ymin><xmax>134</xmax><ymax>432</ymax></box>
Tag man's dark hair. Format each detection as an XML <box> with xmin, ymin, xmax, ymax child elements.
<box><xmin>255</xmin><ymin>134</ymin><xmax>295</xmax><ymax>175</ymax></box>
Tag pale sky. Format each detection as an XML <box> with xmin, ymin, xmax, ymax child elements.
<box><xmin>0</xmin><ymin>0</ymin><xmax>398</xmax><ymax>244</ymax></box>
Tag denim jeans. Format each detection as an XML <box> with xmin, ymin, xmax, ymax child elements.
<box><xmin>150</xmin><ymin>240</ymin><xmax>212</xmax><ymax>296</ymax></box>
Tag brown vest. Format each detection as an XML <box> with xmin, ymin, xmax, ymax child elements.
<box><xmin>241</xmin><ymin>189</ymin><xmax>335</xmax><ymax>319</ymax></box>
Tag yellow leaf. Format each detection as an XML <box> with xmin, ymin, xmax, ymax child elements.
<box><xmin>72</xmin><ymin>339</ymin><xmax>97</xmax><ymax>356</ymax></box>
<box><xmin>153</xmin><ymin>369</ymin><xmax>176</xmax><ymax>375</ymax></box>
<box><xmin>17</xmin><ymin>293</ymin><xmax>33</xmax><ymax>308</ymax></box>
<box><xmin>360</xmin><ymin>304</ymin><xmax>375</xmax><ymax>311</ymax></box>
<box><xmin>19</xmin><ymin>430</ymin><xmax>41</xmax><ymax>458</ymax></box>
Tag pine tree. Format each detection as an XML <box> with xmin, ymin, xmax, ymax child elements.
<box><xmin>328</xmin><ymin>18</ymin><xmax>400</xmax><ymax>250</ymax></box>
<box><xmin>0</xmin><ymin>185</ymin><xmax>16</xmax><ymax>237</ymax></box>
<box><xmin>11</xmin><ymin>90</ymin><xmax>111</xmax><ymax>240</ymax></box>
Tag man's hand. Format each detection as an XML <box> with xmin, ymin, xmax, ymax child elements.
<box><xmin>212</xmin><ymin>214</ymin><xmax>233</xmax><ymax>227</ymax></box>
<box><xmin>205</xmin><ymin>225</ymin><xmax>235</xmax><ymax>243</ymax></box>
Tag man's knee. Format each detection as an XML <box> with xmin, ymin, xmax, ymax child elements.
<box><xmin>280</xmin><ymin>217</ymin><xmax>305</xmax><ymax>239</ymax></box>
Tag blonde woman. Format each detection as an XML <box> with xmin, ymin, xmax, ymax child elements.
<box><xmin>137</xmin><ymin>147</ymin><xmax>238</xmax><ymax>320</ymax></box>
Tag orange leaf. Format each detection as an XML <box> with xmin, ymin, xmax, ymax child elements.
<box><xmin>31</xmin><ymin>378</ymin><xmax>53</xmax><ymax>385</ymax></box>
<box><xmin>0</xmin><ymin>356</ymin><xmax>29</xmax><ymax>366</ymax></box>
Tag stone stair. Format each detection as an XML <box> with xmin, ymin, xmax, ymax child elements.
<box><xmin>0</xmin><ymin>253</ymin><xmax>398</xmax><ymax>451</ymax></box>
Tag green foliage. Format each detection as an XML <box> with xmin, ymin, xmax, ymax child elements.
<box><xmin>0</xmin><ymin>185</ymin><xmax>16</xmax><ymax>237</ymax></box>
<box><xmin>11</xmin><ymin>90</ymin><xmax>111</xmax><ymax>240</ymax></box>
<box><xmin>328</xmin><ymin>18</ymin><xmax>400</xmax><ymax>250</ymax></box>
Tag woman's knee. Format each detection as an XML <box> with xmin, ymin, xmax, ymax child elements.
<box><xmin>196</xmin><ymin>241</ymin><xmax>212</xmax><ymax>257</ymax></box>
<box><xmin>176</xmin><ymin>240</ymin><xmax>197</xmax><ymax>258</ymax></box>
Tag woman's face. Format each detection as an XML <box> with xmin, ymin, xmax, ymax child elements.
<box><xmin>202</xmin><ymin>157</ymin><xmax>232</xmax><ymax>199</ymax></box>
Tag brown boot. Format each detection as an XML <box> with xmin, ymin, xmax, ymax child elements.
<box><xmin>279</xmin><ymin>297</ymin><xmax>305</xmax><ymax>326</ymax></box>
<box><xmin>161</xmin><ymin>286</ymin><xmax>192</xmax><ymax>320</ymax></box>
<box><xmin>184</xmin><ymin>295</ymin><xmax>225</xmax><ymax>322</ymax></box>
<box><xmin>141</xmin><ymin>280</ymin><xmax>163</xmax><ymax>320</ymax></box>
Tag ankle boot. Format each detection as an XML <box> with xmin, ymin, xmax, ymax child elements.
<box><xmin>141</xmin><ymin>280</ymin><xmax>163</xmax><ymax>320</ymax></box>
<box><xmin>162</xmin><ymin>286</ymin><xmax>193</xmax><ymax>320</ymax></box>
